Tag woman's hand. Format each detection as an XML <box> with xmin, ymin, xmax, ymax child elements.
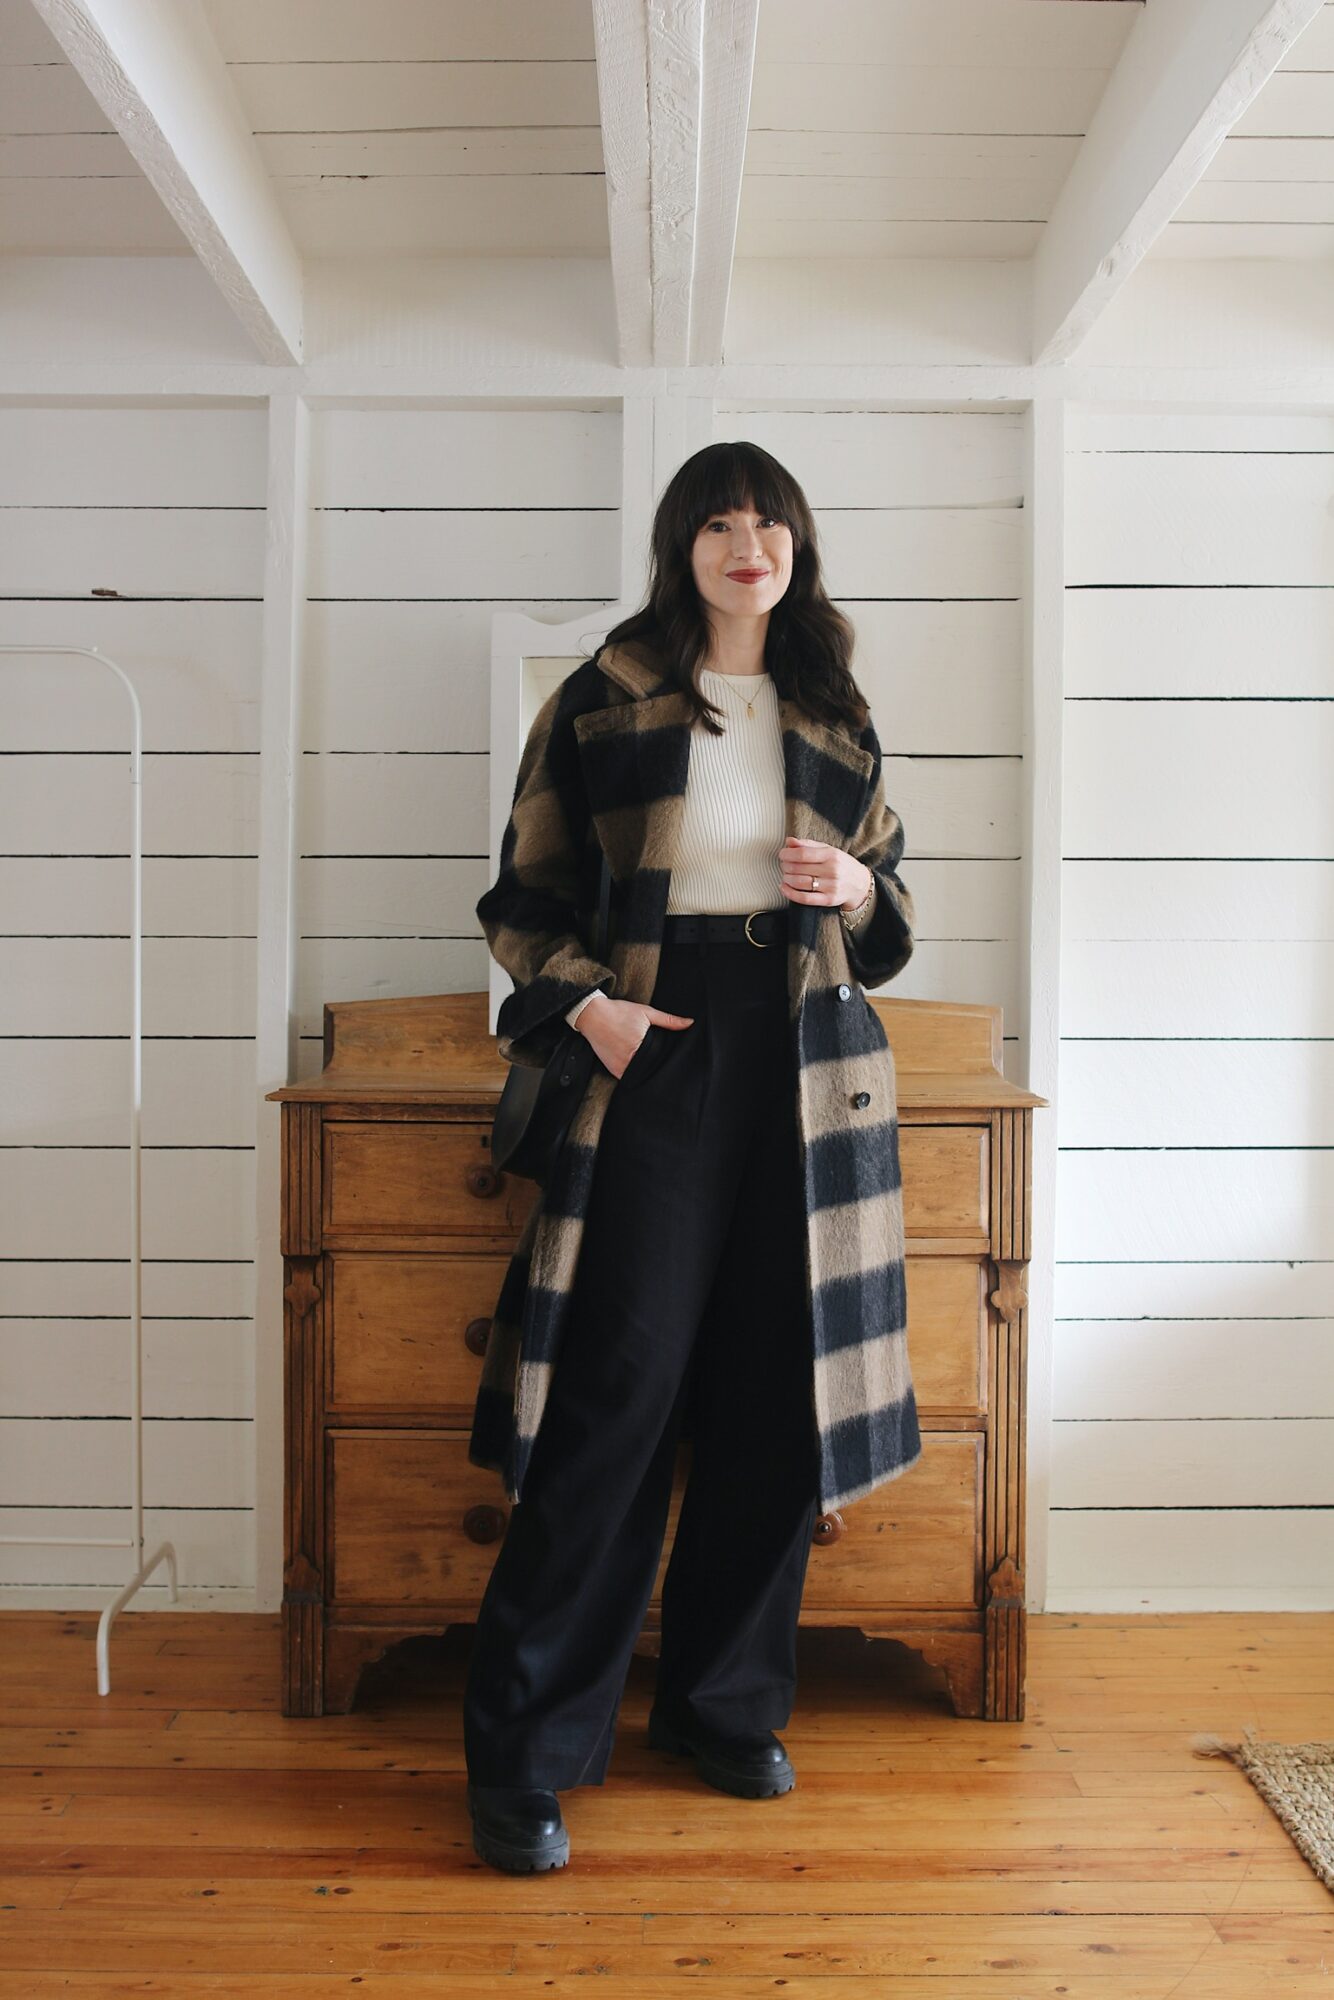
<box><xmin>574</xmin><ymin>994</ymin><xmax>695</xmax><ymax>1078</ymax></box>
<box><xmin>779</xmin><ymin>837</ymin><xmax>873</xmax><ymax>912</ymax></box>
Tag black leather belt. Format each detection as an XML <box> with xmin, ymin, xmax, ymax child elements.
<box><xmin>662</xmin><ymin>908</ymin><xmax>788</xmax><ymax>947</ymax></box>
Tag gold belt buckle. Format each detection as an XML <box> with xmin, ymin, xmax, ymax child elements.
<box><xmin>743</xmin><ymin>910</ymin><xmax>777</xmax><ymax>948</ymax></box>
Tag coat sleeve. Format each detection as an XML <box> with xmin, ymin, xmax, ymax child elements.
<box><xmin>476</xmin><ymin>681</ymin><xmax>619</xmax><ymax>1068</ymax></box>
<box><xmin>840</xmin><ymin>717</ymin><xmax>915</xmax><ymax>990</ymax></box>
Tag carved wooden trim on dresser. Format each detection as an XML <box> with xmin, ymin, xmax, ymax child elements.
<box><xmin>986</xmin><ymin>1106</ymin><xmax>1033</xmax><ymax>1723</ymax></box>
<box><xmin>266</xmin><ymin>993</ymin><xmax>1046</xmax><ymax>1721</ymax></box>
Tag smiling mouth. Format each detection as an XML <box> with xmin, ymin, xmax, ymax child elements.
<box><xmin>727</xmin><ymin>570</ymin><xmax>768</xmax><ymax>580</ymax></box>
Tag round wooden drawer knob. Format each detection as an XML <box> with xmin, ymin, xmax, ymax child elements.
<box><xmin>462</xmin><ymin>1504</ymin><xmax>507</xmax><ymax>1545</ymax></box>
<box><xmin>464</xmin><ymin>1317</ymin><xmax>491</xmax><ymax>1357</ymax></box>
<box><xmin>813</xmin><ymin>1510</ymin><xmax>846</xmax><ymax>1545</ymax></box>
<box><xmin>466</xmin><ymin>1164</ymin><xmax>502</xmax><ymax>1198</ymax></box>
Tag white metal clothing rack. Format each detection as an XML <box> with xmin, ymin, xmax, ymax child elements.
<box><xmin>0</xmin><ymin>645</ymin><xmax>178</xmax><ymax>1694</ymax></box>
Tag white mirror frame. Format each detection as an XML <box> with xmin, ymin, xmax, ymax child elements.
<box><xmin>484</xmin><ymin>607</ymin><xmax>642</xmax><ymax>1036</ymax></box>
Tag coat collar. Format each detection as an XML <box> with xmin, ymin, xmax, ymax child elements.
<box><xmin>589</xmin><ymin>638</ymin><xmax>875</xmax><ymax>827</ymax></box>
<box><xmin>592</xmin><ymin>637</ymin><xmax>674</xmax><ymax>701</ymax></box>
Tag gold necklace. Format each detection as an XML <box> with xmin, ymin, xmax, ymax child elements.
<box><xmin>704</xmin><ymin>667</ymin><xmax>767</xmax><ymax>722</ymax></box>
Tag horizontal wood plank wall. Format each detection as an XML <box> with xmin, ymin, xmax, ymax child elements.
<box><xmin>714</xmin><ymin>406</ymin><xmax>1026</xmax><ymax>1074</ymax></box>
<box><xmin>1052</xmin><ymin>407</ymin><xmax>1334</xmax><ymax>1611</ymax></box>
<box><xmin>0</xmin><ymin>400</ymin><xmax>267</xmax><ymax>1601</ymax></box>
<box><xmin>295</xmin><ymin>403</ymin><xmax>622</xmax><ymax>1078</ymax></box>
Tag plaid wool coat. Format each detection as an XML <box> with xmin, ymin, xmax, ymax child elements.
<box><xmin>470</xmin><ymin>637</ymin><xmax>921</xmax><ymax>1514</ymax></box>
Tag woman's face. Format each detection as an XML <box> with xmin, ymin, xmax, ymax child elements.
<box><xmin>690</xmin><ymin>501</ymin><xmax>794</xmax><ymax>629</ymax></box>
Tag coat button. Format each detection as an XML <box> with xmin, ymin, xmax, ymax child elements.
<box><xmin>837</xmin><ymin>983</ymin><xmax>851</xmax><ymax>1000</ymax></box>
<box><xmin>852</xmin><ymin>1090</ymin><xmax>871</xmax><ymax>1109</ymax></box>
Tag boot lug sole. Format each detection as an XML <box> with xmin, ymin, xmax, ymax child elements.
<box><xmin>467</xmin><ymin>1788</ymin><xmax>571</xmax><ymax>1873</ymax></box>
<box><xmin>646</xmin><ymin>1715</ymin><xmax>796</xmax><ymax>1798</ymax></box>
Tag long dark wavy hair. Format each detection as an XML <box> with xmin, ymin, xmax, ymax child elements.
<box><xmin>592</xmin><ymin>441</ymin><xmax>870</xmax><ymax>739</ymax></box>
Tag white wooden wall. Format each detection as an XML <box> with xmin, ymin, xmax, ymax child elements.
<box><xmin>0</xmin><ymin>402</ymin><xmax>266</xmax><ymax>1599</ymax></box>
<box><xmin>293</xmin><ymin>405</ymin><xmax>623</xmax><ymax>1076</ymax></box>
<box><xmin>1051</xmin><ymin>408</ymin><xmax>1334</xmax><ymax>1610</ymax></box>
<box><xmin>2</xmin><ymin>389</ymin><xmax>1330</xmax><ymax>1615</ymax></box>
<box><xmin>715</xmin><ymin>406</ymin><xmax>1027</xmax><ymax>1072</ymax></box>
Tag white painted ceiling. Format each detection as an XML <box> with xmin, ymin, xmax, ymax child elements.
<box><xmin>741</xmin><ymin>0</ymin><xmax>1137</xmax><ymax>260</ymax></box>
<box><xmin>1167</xmin><ymin>5</ymin><xmax>1334</xmax><ymax>256</ymax></box>
<box><xmin>207</xmin><ymin>0</ymin><xmax>603</xmax><ymax>259</ymax></box>
<box><xmin>1</xmin><ymin>0</ymin><xmax>1332</xmax><ymax>261</ymax></box>
<box><xmin>0</xmin><ymin>0</ymin><xmax>188</xmax><ymax>251</ymax></box>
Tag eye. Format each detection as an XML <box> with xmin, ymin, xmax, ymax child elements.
<box><xmin>705</xmin><ymin>515</ymin><xmax>782</xmax><ymax>530</ymax></box>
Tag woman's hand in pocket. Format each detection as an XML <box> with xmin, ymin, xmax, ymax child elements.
<box><xmin>575</xmin><ymin>995</ymin><xmax>695</xmax><ymax>1079</ymax></box>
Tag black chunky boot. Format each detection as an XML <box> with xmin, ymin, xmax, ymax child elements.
<box><xmin>466</xmin><ymin>1782</ymin><xmax>571</xmax><ymax>1873</ymax></box>
<box><xmin>646</xmin><ymin>1709</ymin><xmax>796</xmax><ymax>1798</ymax></box>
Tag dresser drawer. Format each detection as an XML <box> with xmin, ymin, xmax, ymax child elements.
<box><xmin>327</xmin><ymin>1253</ymin><xmax>505</xmax><ymax>1415</ymax></box>
<box><xmin>900</xmin><ymin>1125</ymin><xmax>989</xmax><ymax>1242</ymax></box>
<box><xmin>906</xmin><ymin>1255</ymin><xmax>988</xmax><ymax>1415</ymax></box>
<box><xmin>640</xmin><ymin>1432</ymin><xmax>982</xmax><ymax>1613</ymax></box>
<box><xmin>329</xmin><ymin>1427</ymin><xmax>982</xmax><ymax>1617</ymax></box>
<box><xmin>798</xmin><ymin>1432</ymin><xmax>983</xmax><ymax>1610</ymax></box>
<box><xmin>329</xmin><ymin>1431</ymin><xmax>512</xmax><ymax>1604</ymax></box>
<box><xmin>322</xmin><ymin>1122</ymin><xmax>533</xmax><ymax>1241</ymax></box>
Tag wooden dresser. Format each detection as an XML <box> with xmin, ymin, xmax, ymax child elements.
<box><xmin>266</xmin><ymin>993</ymin><xmax>1046</xmax><ymax>1722</ymax></box>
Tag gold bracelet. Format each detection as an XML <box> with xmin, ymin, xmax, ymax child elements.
<box><xmin>840</xmin><ymin>869</ymin><xmax>875</xmax><ymax>930</ymax></box>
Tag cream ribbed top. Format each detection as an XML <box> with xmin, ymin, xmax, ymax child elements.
<box><xmin>666</xmin><ymin>668</ymin><xmax>787</xmax><ymax>915</ymax></box>
<box><xmin>564</xmin><ymin>668</ymin><xmax>869</xmax><ymax>1029</ymax></box>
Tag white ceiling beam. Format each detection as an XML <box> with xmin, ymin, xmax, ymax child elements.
<box><xmin>28</xmin><ymin>0</ymin><xmax>304</xmax><ymax>365</ymax></box>
<box><xmin>1031</xmin><ymin>0</ymin><xmax>1326</xmax><ymax>365</ymax></box>
<box><xmin>682</xmin><ymin>1</ymin><xmax>758</xmax><ymax>368</ymax></box>
<box><xmin>593</xmin><ymin>0</ymin><xmax>759</xmax><ymax>369</ymax></box>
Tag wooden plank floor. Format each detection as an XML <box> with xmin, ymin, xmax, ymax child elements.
<box><xmin>0</xmin><ymin>1611</ymin><xmax>1330</xmax><ymax>1995</ymax></box>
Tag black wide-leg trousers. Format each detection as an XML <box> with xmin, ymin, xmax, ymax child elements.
<box><xmin>463</xmin><ymin>914</ymin><xmax>822</xmax><ymax>1790</ymax></box>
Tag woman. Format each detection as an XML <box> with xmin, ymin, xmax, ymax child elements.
<box><xmin>464</xmin><ymin>441</ymin><xmax>919</xmax><ymax>1874</ymax></box>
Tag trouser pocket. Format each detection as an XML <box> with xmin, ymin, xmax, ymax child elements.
<box><xmin>616</xmin><ymin>1020</ymin><xmax>693</xmax><ymax>1091</ymax></box>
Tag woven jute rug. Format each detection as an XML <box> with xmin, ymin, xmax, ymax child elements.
<box><xmin>1192</xmin><ymin>1729</ymin><xmax>1334</xmax><ymax>1891</ymax></box>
